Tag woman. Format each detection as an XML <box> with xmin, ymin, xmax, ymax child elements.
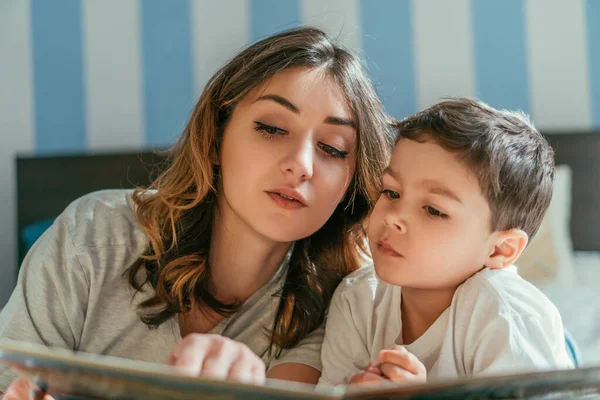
<box><xmin>0</xmin><ymin>27</ymin><xmax>393</xmax><ymax>396</ymax></box>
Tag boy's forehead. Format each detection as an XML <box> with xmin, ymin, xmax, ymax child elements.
<box><xmin>388</xmin><ymin>139</ymin><xmax>483</xmax><ymax>194</ymax></box>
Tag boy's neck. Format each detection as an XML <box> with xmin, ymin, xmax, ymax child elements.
<box><xmin>400</xmin><ymin>286</ymin><xmax>457</xmax><ymax>345</ymax></box>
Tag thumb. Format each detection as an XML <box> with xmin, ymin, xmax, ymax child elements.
<box><xmin>3</xmin><ymin>378</ymin><xmax>54</xmax><ymax>400</ymax></box>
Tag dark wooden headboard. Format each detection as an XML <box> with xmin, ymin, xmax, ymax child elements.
<box><xmin>15</xmin><ymin>133</ymin><xmax>600</xmax><ymax>267</ymax></box>
<box><xmin>16</xmin><ymin>150</ymin><xmax>167</xmax><ymax>264</ymax></box>
<box><xmin>544</xmin><ymin>132</ymin><xmax>600</xmax><ymax>251</ymax></box>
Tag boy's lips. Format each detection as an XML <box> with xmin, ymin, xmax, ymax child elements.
<box><xmin>377</xmin><ymin>240</ymin><xmax>403</xmax><ymax>257</ymax></box>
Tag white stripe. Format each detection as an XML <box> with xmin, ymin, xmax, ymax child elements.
<box><xmin>301</xmin><ymin>0</ymin><xmax>360</xmax><ymax>50</ymax></box>
<box><xmin>0</xmin><ymin>0</ymin><xmax>35</xmax><ymax>306</ymax></box>
<box><xmin>412</xmin><ymin>0</ymin><xmax>476</xmax><ymax>110</ymax></box>
<box><xmin>190</xmin><ymin>0</ymin><xmax>249</xmax><ymax>97</ymax></box>
<box><xmin>525</xmin><ymin>0</ymin><xmax>591</xmax><ymax>130</ymax></box>
<box><xmin>82</xmin><ymin>0</ymin><xmax>144</xmax><ymax>150</ymax></box>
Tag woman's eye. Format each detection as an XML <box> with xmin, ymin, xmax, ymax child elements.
<box><xmin>254</xmin><ymin>121</ymin><xmax>286</xmax><ymax>136</ymax></box>
<box><xmin>319</xmin><ymin>143</ymin><xmax>348</xmax><ymax>160</ymax></box>
<box><xmin>379</xmin><ymin>189</ymin><xmax>400</xmax><ymax>200</ymax></box>
<box><xmin>425</xmin><ymin>205</ymin><xmax>448</xmax><ymax>219</ymax></box>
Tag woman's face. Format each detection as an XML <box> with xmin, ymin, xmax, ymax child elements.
<box><xmin>218</xmin><ymin>67</ymin><xmax>357</xmax><ymax>243</ymax></box>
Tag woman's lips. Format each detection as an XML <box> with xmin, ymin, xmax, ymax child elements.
<box><xmin>266</xmin><ymin>191</ymin><xmax>306</xmax><ymax>210</ymax></box>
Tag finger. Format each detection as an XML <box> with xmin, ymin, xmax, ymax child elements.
<box><xmin>249</xmin><ymin>362</ymin><xmax>267</xmax><ymax>385</ymax></box>
<box><xmin>370</xmin><ymin>366</ymin><xmax>383</xmax><ymax>375</ymax></box>
<box><xmin>166</xmin><ymin>335</ymin><xmax>196</xmax><ymax>365</ymax></box>
<box><xmin>366</xmin><ymin>363</ymin><xmax>383</xmax><ymax>375</ymax></box>
<box><xmin>379</xmin><ymin>362</ymin><xmax>417</xmax><ymax>384</ymax></box>
<box><xmin>379</xmin><ymin>347</ymin><xmax>424</xmax><ymax>375</ymax></box>
<box><xmin>349</xmin><ymin>371</ymin><xmax>387</xmax><ymax>385</ymax></box>
<box><xmin>167</xmin><ymin>336</ymin><xmax>209</xmax><ymax>376</ymax></box>
<box><xmin>228</xmin><ymin>351</ymin><xmax>265</xmax><ymax>385</ymax></box>
<box><xmin>201</xmin><ymin>340</ymin><xmax>237</xmax><ymax>380</ymax></box>
<box><xmin>4</xmin><ymin>378</ymin><xmax>32</xmax><ymax>400</ymax></box>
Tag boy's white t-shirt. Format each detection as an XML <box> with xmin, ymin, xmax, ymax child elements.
<box><xmin>318</xmin><ymin>265</ymin><xmax>573</xmax><ymax>386</ymax></box>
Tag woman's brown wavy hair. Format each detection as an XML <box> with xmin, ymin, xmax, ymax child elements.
<box><xmin>126</xmin><ymin>27</ymin><xmax>393</xmax><ymax>351</ymax></box>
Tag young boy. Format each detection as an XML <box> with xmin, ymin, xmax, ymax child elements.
<box><xmin>318</xmin><ymin>98</ymin><xmax>573</xmax><ymax>387</ymax></box>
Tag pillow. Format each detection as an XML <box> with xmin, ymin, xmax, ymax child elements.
<box><xmin>516</xmin><ymin>165</ymin><xmax>574</xmax><ymax>285</ymax></box>
<box><xmin>21</xmin><ymin>217</ymin><xmax>55</xmax><ymax>255</ymax></box>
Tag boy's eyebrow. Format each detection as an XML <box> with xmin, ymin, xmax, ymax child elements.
<box><xmin>383</xmin><ymin>166</ymin><xmax>400</xmax><ymax>181</ymax></box>
<box><xmin>254</xmin><ymin>94</ymin><xmax>356</xmax><ymax>128</ymax></box>
<box><xmin>383</xmin><ymin>169</ymin><xmax>463</xmax><ymax>204</ymax></box>
<box><xmin>422</xmin><ymin>180</ymin><xmax>463</xmax><ymax>204</ymax></box>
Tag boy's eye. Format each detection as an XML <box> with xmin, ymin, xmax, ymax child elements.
<box><xmin>425</xmin><ymin>205</ymin><xmax>448</xmax><ymax>219</ymax></box>
<box><xmin>380</xmin><ymin>189</ymin><xmax>400</xmax><ymax>200</ymax></box>
<box><xmin>254</xmin><ymin>121</ymin><xmax>287</xmax><ymax>136</ymax></box>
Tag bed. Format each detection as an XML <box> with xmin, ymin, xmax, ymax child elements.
<box><xmin>14</xmin><ymin>132</ymin><xmax>600</xmax><ymax>365</ymax></box>
<box><xmin>16</xmin><ymin>150</ymin><xmax>167</xmax><ymax>264</ymax></box>
<box><xmin>525</xmin><ymin>132</ymin><xmax>600</xmax><ymax>366</ymax></box>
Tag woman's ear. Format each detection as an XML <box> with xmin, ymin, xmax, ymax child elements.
<box><xmin>485</xmin><ymin>229</ymin><xmax>529</xmax><ymax>270</ymax></box>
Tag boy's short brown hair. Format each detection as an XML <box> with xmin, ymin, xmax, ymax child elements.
<box><xmin>394</xmin><ymin>98</ymin><xmax>555</xmax><ymax>240</ymax></box>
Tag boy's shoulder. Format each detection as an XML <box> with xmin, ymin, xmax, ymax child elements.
<box><xmin>332</xmin><ymin>264</ymin><xmax>395</xmax><ymax>306</ymax></box>
<box><xmin>457</xmin><ymin>266</ymin><xmax>559</xmax><ymax>320</ymax></box>
<box><xmin>336</xmin><ymin>264</ymin><xmax>379</xmax><ymax>294</ymax></box>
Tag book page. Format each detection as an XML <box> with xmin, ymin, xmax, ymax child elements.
<box><xmin>0</xmin><ymin>340</ymin><xmax>341</xmax><ymax>400</ymax></box>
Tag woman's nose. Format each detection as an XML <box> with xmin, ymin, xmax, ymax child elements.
<box><xmin>281</xmin><ymin>140</ymin><xmax>314</xmax><ymax>182</ymax></box>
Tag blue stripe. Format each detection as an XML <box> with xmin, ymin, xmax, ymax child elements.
<box><xmin>472</xmin><ymin>0</ymin><xmax>530</xmax><ymax>114</ymax></box>
<box><xmin>250</xmin><ymin>0</ymin><xmax>300</xmax><ymax>43</ymax></box>
<box><xmin>586</xmin><ymin>0</ymin><xmax>600</xmax><ymax>127</ymax></box>
<box><xmin>360</xmin><ymin>0</ymin><xmax>416</xmax><ymax>119</ymax></box>
<box><xmin>140</xmin><ymin>0</ymin><xmax>194</xmax><ymax>147</ymax></box>
<box><xmin>31</xmin><ymin>0</ymin><xmax>86</xmax><ymax>153</ymax></box>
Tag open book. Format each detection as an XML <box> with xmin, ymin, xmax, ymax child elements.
<box><xmin>1</xmin><ymin>340</ymin><xmax>600</xmax><ymax>399</ymax></box>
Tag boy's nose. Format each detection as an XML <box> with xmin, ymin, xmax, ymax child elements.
<box><xmin>384</xmin><ymin>213</ymin><xmax>407</xmax><ymax>233</ymax></box>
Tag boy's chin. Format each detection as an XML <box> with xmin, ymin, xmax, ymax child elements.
<box><xmin>373</xmin><ymin>261</ymin><xmax>410</xmax><ymax>287</ymax></box>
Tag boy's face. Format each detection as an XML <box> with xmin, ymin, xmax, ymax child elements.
<box><xmin>368</xmin><ymin>138</ymin><xmax>496</xmax><ymax>290</ymax></box>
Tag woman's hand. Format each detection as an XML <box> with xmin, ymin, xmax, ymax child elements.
<box><xmin>377</xmin><ymin>345</ymin><xmax>427</xmax><ymax>385</ymax></box>
<box><xmin>3</xmin><ymin>377</ymin><xmax>54</xmax><ymax>400</ymax></box>
<box><xmin>166</xmin><ymin>333</ymin><xmax>266</xmax><ymax>385</ymax></box>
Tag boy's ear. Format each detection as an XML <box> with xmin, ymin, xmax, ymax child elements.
<box><xmin>485</xmin><ymin>229</ymin><xmax>529</xmax><ymax>270</ymax></box>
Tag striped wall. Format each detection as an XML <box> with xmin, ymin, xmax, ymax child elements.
<box><xmin>0</xmin><ymin>0</ymin><xmax>598</xmax><ymax>305</ymax></box>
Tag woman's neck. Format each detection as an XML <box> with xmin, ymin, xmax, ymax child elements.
<box><xmin>400</xmin><ymin>286</ymin><xmax>456</xmax><ymax>345</ymax></box>
<box><xmin>208</xmin><ymin>203</ymin><xmax>292</xmax><ymax>305</ymax></box>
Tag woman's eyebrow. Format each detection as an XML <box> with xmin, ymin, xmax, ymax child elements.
<box><xmin>324</xmin><ymin>116</ymin><xmax>356</xmax><ymax>129</ymax></box>
<box><xmin>254</xmin><ymin>94</ymin><xmax>299</xmax><ymax>113</ymax></box>
<box><xmin>254</xmin><ymin>94</ymin><xmax>356</xmax><ymax>129</ymax></box>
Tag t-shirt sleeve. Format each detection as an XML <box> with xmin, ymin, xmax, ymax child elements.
<box><xmin>317</xmin><ymin>287</ymin><xmax>370</xmax><ymax>387</ymax></box>
<box><xmin>0</xmin><ymin>214</ymin><xmax>89</xmax><ymax>392</ymax></box>
<box><xmin>466</xmin><ymin>312</ymin><xmax>574</xmax><ymax>377</ymax></box>
<box><xmin>268</xmin><ymin>323</ymin><xmax>325</xmax><ymax>373</ymax></box>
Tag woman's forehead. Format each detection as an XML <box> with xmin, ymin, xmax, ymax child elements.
<box><xmin>243</xmin><ymin>67</ymin><xmax>352</xmax><ymax>116</ymax></box>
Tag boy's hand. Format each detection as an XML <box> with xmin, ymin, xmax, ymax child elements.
<box><xmin>378</xmin><ymin>345</ymin><xmax>427</xmax><ymax>385</ymax></box>
<box><xmin>349</xmin><ymin>363</ymin><xmax>387</xmax><ymax>385</ymax></box>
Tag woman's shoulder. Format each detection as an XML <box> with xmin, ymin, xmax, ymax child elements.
<box><xmin>60</xmin><ymin>189</ymin><xmax>148</xmax><ymax>251</ymax></box>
